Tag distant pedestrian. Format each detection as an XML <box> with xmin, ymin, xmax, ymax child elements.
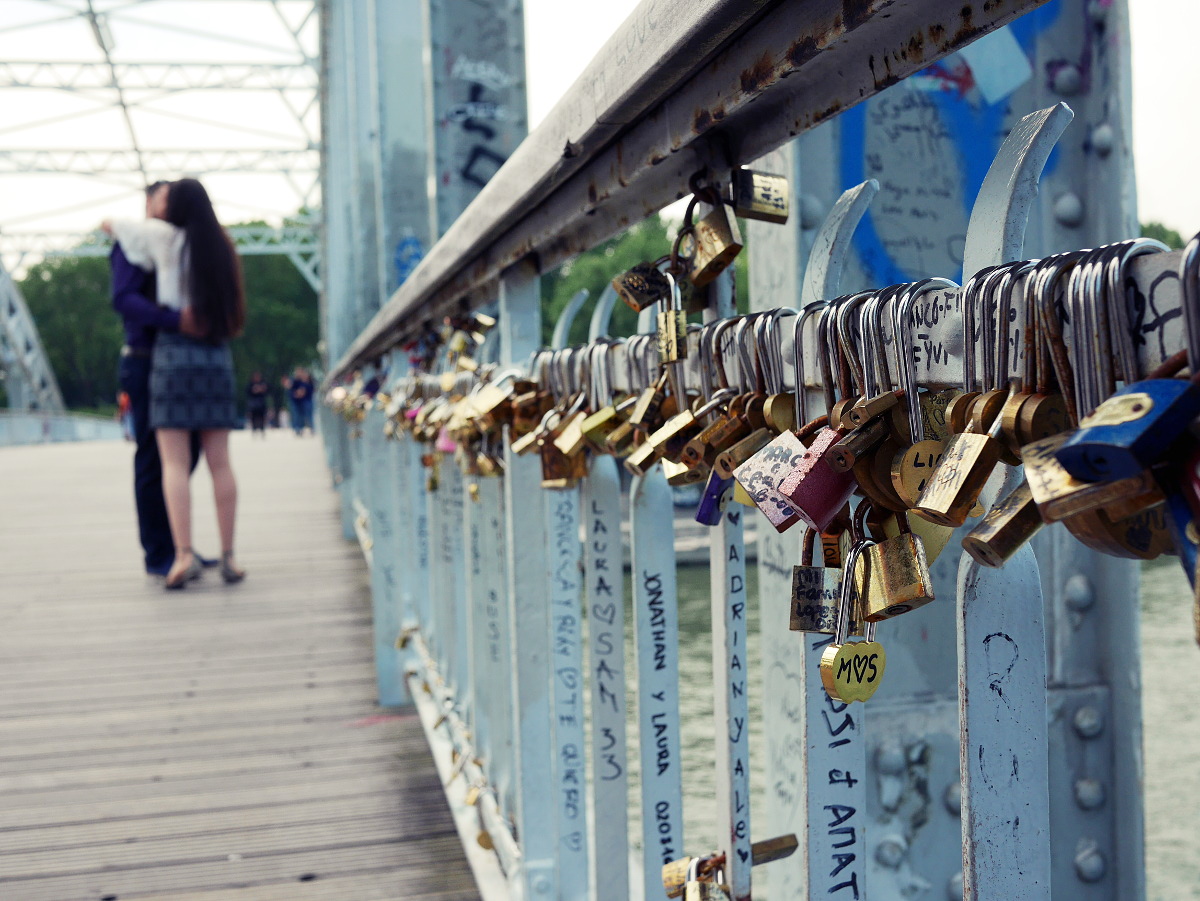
<box><xmin>105</xmin><ymin>177</ymin><xmax>247</xmax><ymax>590</ymax></box>
<box><xmin>246</xmin><ymin>371</ymin><xmax>269</xmax><ymax>436</ymax></box>
<box><xmin>289</xmin><ymin>366</ymin><xmax>315</xmax><ymax>436</ymax></box>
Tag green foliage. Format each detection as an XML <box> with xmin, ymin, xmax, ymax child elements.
<box><xmin>1142</xmin><ymin>221</ymin><xmax>1185</xmax><ymax>250</ymax></box>
<box><xmin>18</xmin><ymin>232</ymin><xmax>318</xmax><ymax>413</ymax></box>
<box><xmin>20</xmin><ymin>256</ymin><xmax>123</xmax><ymax>409</ymax></box>
<box><xmin>539</xmin><ymin>214</ymin><xmax>751</xmax><ymax>346</ymax></box>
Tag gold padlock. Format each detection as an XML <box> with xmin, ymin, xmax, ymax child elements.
<box><xmin>731</xmin><ymin>168</ymin><xmax>789</xmax><ymax>224</ymax></box>
<box><xmin>962</xmin><ymin>478</ymin><xmax>1044</xmax><ymax>568</ymax></box>
<box><xmin>686</xmin><ymin>189</ymin><xmax>743</xmax><ymax>288</ymax></box>
<box><xmin>863</xmin><ymin>512</ymin><xmax>934</xmax><ymax>622</ymax></box>
<box><xmin>657</xmin><ymin>272</ymin><xmax>689</xmax><ymax>364</ymax></box>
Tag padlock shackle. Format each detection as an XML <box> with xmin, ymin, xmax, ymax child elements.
<box><xmin>793</xmin><ymin>300</ymin><xmax>828</xmax><ymax>428</ymax></box>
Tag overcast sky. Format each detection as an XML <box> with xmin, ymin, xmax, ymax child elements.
<box><xmin>0</xmin><ymin>0</ymin><xmax>1194</xmax><ymax>258</ymax></box>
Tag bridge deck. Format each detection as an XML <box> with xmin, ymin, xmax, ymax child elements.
<box><xmin>0</xmin><ymin>433</ymin><xmax>480</xmax><ymax>901</ymax></box>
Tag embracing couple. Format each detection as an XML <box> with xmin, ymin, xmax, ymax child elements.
<box><xmin>105</xmin><ymin>178</ymin><xmax>246</xmax><ymax>590</ymax></box>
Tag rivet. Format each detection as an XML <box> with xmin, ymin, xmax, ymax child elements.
<box><xmin>799</xmin><ymin>194</ymin><xmax>825</xmax><ymax>230</ymax></box>
<box><xmin>947</xmin><ymin>871</ymin><xmax>964</xmax><ymax>900</ymax></box>
<box><xmin>1091</xmin><ymin>123</ymin><xmax>1115</xmax><ymax>157</ymax></box>
<box><xmin>1074</xmin><ymin>777</ymin><xmax>1107</xmax><ymax>810</ymax></box>
<box><xmin>1074</xmin><ymin>838</ymin><xmax>1107</xmax><ymax>882</ymax></box>
<box><xmin>875</xmin><ymin>834</ymin><xmax>908</xmax><ymax>868</ymax></box>
<box><xmin>1073</xmin><ymin>705</ymin><xmax>1105</xmax><ymax>739</ymax></box>
<box><xmin>1054</xmin><ymin>193</ymin><xmax>1085</xmax><ymax>228</ymax></box>
<box><xmin>877</xmin><ymin>742</ymin><xmax>906</xmax><ymax>776</ymax></box>
<box><xmin>944</xmin><ymin>781</ymin><xmax>962</xmax><ymax>816</ymax></box>
<box><xmin>533</xmin><ymin>876</ymin><xmax>553</xmax><ymax>894</ymax></box>
<box><xmin>1053</xmin><ymin>63</ymin><xmax>1083</xmax><ymax>96</ymax></box>
<box><xmin>1063</xmin><ymin>574</ymin><xmax>1094</xmax><ymax>612</ymax></box>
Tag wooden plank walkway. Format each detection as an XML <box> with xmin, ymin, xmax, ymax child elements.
<box><xmin>0</xmin><ymin>432</ymin><xmax>481</xmax><ymax>901</ymax></box>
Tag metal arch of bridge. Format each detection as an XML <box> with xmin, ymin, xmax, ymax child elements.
<box><xmin>0</xmin><ymin>225</ymin><xmax>323</xmax><ymax>294</ymax></box>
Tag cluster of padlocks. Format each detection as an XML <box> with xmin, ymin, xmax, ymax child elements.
<box><xmin>328</xmin><ymin>179</ymin><xmax>1200</xmax><ymax>720</ymax></box>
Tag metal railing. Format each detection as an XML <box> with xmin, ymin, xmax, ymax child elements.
<box><xmin>318</xmin><ymin>1</ymin><xmax>1183</xmax><ymax>900</ymax></box>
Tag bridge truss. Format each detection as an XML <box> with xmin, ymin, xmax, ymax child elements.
<box><xmin>0</xmin><ymin>0</ymin><xmax>320</xmax><ymax>408</ymax></box>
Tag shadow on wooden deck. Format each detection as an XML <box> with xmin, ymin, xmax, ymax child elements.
<box><xmin>0</xmin><ymin>432</ymin><xmax>481</xmax><ymax>901</ymax></box>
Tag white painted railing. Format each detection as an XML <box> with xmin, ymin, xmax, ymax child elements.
<box><xmin>317</xmin><ymin>2</ymin><xmax>1185</xmax><ymax>900</ymax></box>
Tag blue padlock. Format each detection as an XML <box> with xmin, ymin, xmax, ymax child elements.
<box><xmin>695</xmin><ymin>470</ymin><xmax>733</xmax><ymax>526</ymax></box>
<box><xmin>1055</xmin><ymin>380</ymin><xmax>1200</xmax><ymax>482</ymax></box>
<box><xmin>1161</xmin><ymin>475</ymin><xmax>1199</xmax><ymax>587</ymax></box>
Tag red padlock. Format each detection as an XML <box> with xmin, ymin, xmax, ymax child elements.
<box><xmin>776</xmin><ymin>427</ymin><xmax>857</xmax><ymax>532</ymax></box>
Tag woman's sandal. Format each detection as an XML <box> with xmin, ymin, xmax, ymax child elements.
<box><xmin>220</xmin><ymin>551</ymin><xmax>246</xmax><ymax>584</ymax></box>
<box><xmin>164</xmin><ymin>550</ymin><xmax>203</xmax><ymax>590</ymax></box>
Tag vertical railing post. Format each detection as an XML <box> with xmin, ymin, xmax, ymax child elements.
<box><xmin>364</xmin><ymin>367</ymin><xmax>407</xmax><ymax>706</ymax></box>
<box><xmin>630</xmin><ymin>468</ymin><xmax>684</xmax><ymax>901</ymax></box>
<box><xmin>583</xmin><ymin>453</ymin><xmax>628</xmax><ymax>899</ymax></box>
<box><xmin>706</xmin><ymin>272</ymin><xmax>752</xmax><ymax>899</ymax></box>
<box><xmin>500</xmin><ymin>259</ymin><xmax>557</xmax><ymax>900</ymax></box>
<box><xmin>747</xmin><ymin>144</ymin><xmax>810</xmax><ymax>901</ymax></box>
<box><xmin>584</xmin><ymin>288</ymin><xmax>629</xmax><ymax>900</ymax></box>
<box><xmin>547</xmin><ymin>483</ymin><xmax>588</xmax><ymax>900</ymax></box>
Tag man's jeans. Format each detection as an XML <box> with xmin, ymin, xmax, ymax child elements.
<box><xmin>119</xmin><ymin>355</ymin><xmax>202</xmax><ymax>572</ymax></box>
<box><xmin>120</xmin><ymin>354</ymin><xmax>173</xmax><ymax>572</ymax></box>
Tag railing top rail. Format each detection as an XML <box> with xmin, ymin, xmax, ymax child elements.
<box><xmin>328</xmin><ymin>0</ymin><xmax>1051</xmax><ymax>382</ymax></box>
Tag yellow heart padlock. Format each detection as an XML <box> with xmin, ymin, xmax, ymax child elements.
<box><xmin>819</xmin><ymin>505</ymin><xmax>887</xmax><ymax>703</ymax></box>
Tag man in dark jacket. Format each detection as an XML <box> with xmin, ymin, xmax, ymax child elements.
<box><xmin>113</xmin><ymin>181</ymin><xmax>209</xmax><ymax>578</ymax></box>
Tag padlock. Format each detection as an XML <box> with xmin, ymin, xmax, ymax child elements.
<box><xmin>695</xmin><ymin>471</ymin><xmax>734</xmax><ymax>526</ymax></box>
<box><xmin>863</xmin><ymin>512</ymin><xmax>934</xmax><ymax>622</ymax></box>
<box><xmin>961</xmin><ymin>479</ymin><xmax>1044</xmax><ymax>568</ymax></box>
<box><xmin>688</xmin><ymin>190</ymin><xmax>743</xmax><ymax>288</ymax></box>
<box><xmin>819</xmin><ymin>532</ymin><xmax>886</xmax><ymax>704</ymax></box>
<box><xmin>790</xmin><ymin>529</ymin><xmax>846</xmax><ymax>633</ymax></box>
<box><xmin>912</xmin><ymin>391</ymin><xmax>1008</xmax><ymax>527</ymax></box>
<box><xmin>733</xmin><ymin>430</ymin><xmax>807</xmax><ymax>532</ymax></box>
<box><xmin>1055</xmin><ymin>379</ymin><xmax>1200</xmax><ymax>482</ymax></box>
<box><xmin>1022</xmin><ymin>431</ymin><xmax>1164</xmax><ymax>523</ymax></box>
<box><xmin>657</xmin><ymin>272</ymin><xmax>690</xmax><ymax>364</ymax></box>
<box><xmin>826</xmin><ymin>416</ymin><xmax>890</xmax><ymax>472</ymax></box>
<box><xmin>663</xmin><ymin>855</ymin><xmax>698</xmax><ymax>898</ymax></box>
<box><xmin>613</xmin><ymin>261</ymin><xmax>671</xmax><ymax>312</ymax></box>
<box><xmin>713</xmin><ymin>428</ymin><xmax>773</xmax><ymax>480</ymax></box>
<box><xmin>684</xmin><ymin>859</ymin><xmax>729</xmax><ymax>901</ymax></box>
<box><xmin>776</xmin><ymin>427</ymin><xmax>857</xmax><ymax>532</ymax></box>
<box><xmin>730</xmin><ymin>168</ymin><xmax>789</xmax><ymax>224</ymax></box>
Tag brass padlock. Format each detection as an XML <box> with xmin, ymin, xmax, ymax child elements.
<box><xmin>863</xmin><ymin>512</ymin><xmax>934</xmax><ymax>622</ymax></box>
<box><xmin>686</xmin><ymin>189</ymin><xmax>743</xmax><ymax>288</ymax></box>
<box><xmin>613</xmin><ymin>261</ymin><xmax>671</xmax><ymax>313</ymax></box>
<box><xmin>657</xmin><ymin>272</ymin><xmax>689</xmax><ymax>364</ymax></box>
<box><xmin>731</xmin><ymin>168</ymin><xmax>789</xmax><ymax>224</ymax></box>
<box><xmin>962</xmin><ymin>478</ymin><xmax>1043</xmax><ymax>568</ymax></box>
<box><xmin>912</xmin><ymin>391</ymin><xmax>1008</xmax><ymax>527</ymax></box>
<box><xmin>819</xmin><ymin>535</ymin><xmax>886</xmax><ymax>704</ymax></box>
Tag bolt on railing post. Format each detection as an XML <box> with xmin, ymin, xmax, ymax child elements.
<box><xmin>499</xmin><ymin>259</ymin><xmax>558</xmax><ymax>900</ymax></box>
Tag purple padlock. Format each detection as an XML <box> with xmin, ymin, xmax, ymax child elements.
<box><xmin>695</xmin><ymin>470</ymin><xmax>734</xmax><ymax>526</ymax></box>
<box><xmin>436</xmin><ymin>425</ymin><xmax>458</xmax><ymax>455</ymax></box>
<box><xmin>776</xmin><ymin>427</ymin><xmax>857</xmax><ymax>532</ymax></box>
<box><xmin>733</xmin><ymin>431</ymin><xmax>807</xmax><ymax>533</ymax></box>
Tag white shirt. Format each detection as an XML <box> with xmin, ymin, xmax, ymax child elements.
<box><xmin>110</xmin><ymin>219</ymin><xmax>190</xmax><ymax>311</ymax></box>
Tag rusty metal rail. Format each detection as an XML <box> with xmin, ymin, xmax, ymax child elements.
<box><xmin>328</xmin><ymin>0</ymin><xmax>1050</xmax><ymax>379</ymax></box>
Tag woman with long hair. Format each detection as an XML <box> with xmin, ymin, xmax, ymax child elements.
<box><xmin>104</xmin><ymin>178</ymin><xmax>247</xmax><ymax>589</ymax></box>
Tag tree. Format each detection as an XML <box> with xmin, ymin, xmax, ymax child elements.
<box><xmin>18</xmin><ymin>232</ymin><xmax>318</xmax><ymax>414</ymax></box>
<box><xmin>539</xmin><ymin>214</ymin><xmax>751</xmax><ymax>346</ymax></box>
<box><xmin>1141</xmin><ymin>221</ymin><xmax>1185</xmax><ymax>250</ymax></box>
<box><xmin>20</xmin><ymin>255</ymin><xmax>122</xmax><ymax>409</ymax></box>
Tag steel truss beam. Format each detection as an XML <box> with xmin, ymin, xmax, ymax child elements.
<box><xmin>0</xmin><ymin>61</ymin><xmax>317</xmax><ymax>94</ymax></box>
<box><xmin>0</xmin><ymin>148</ymin><xmax>318</xmax><ymax>176</ymax></box>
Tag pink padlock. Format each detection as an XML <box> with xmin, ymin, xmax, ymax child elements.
<box><xmin>435</xmin><ymin>425</ymin><xmax>458</xmax><ymax>454</ymax></box>
<box><xmin>776</xmin><ymin>427</ymin><xmax>857</xmax><ymax>532</ymax></box>
<box><xmin>406</xmin><ymin>404</ymin><xmax>422</xmax><ymax>421</ymax></box>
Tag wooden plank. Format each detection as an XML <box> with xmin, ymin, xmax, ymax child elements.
<box><xmin>0</xmin><ymin>435</ymin><xmax>482</xmax><ymax>901</ymax></box>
